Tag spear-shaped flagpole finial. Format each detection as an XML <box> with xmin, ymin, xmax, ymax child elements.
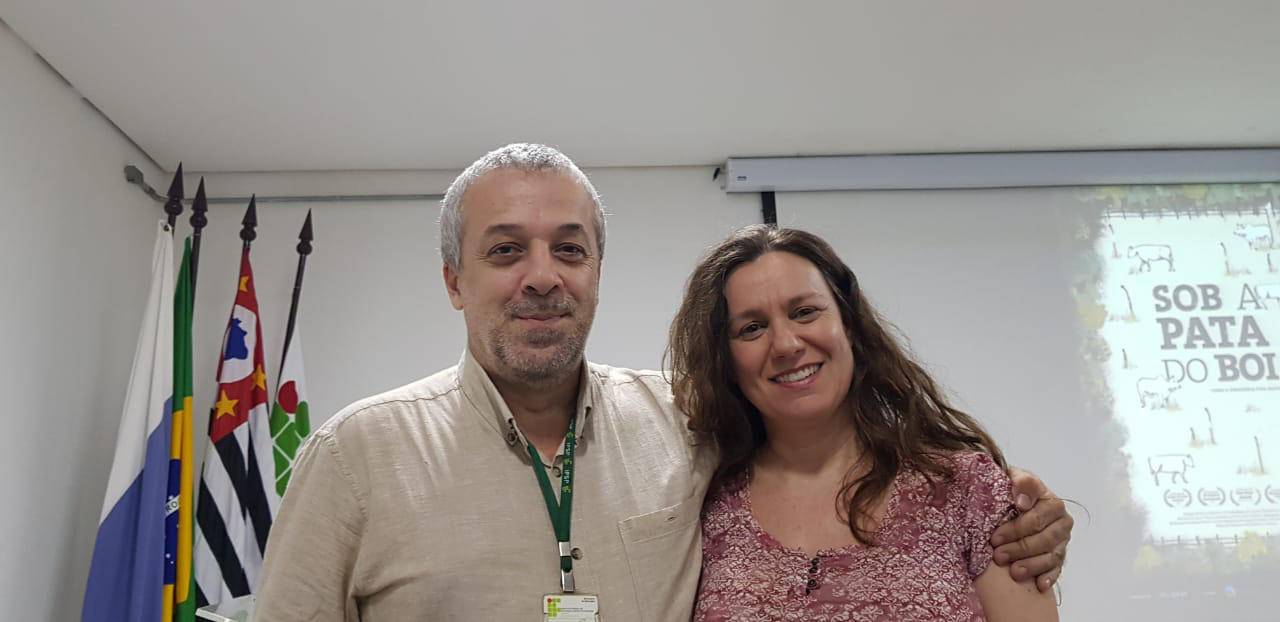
<box><xmin>163</xmin><ymin>163</ymin><xmax>185</xmax><ymax>230</ymax></box>
<box><xmin>240</xmin><ymin>195</ymin><xmax>258</xmax><ymax>247</ymax></box>
<box><xmin>191</xmin><ymin>178</ymin><xmax>209</xmax><ymax>230</ymax></box>
<box><xmin>297</xmin><ymin>209</ymin><xmax>314</xmax><ymax>256</ymax></box>
<box><xmin>189</xmin><ymin>177</ymin><xmax>209</xmax><ymax>297</ymax></box>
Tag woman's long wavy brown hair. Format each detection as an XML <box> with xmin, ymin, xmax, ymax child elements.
<box><xmin>667</xmin><ymin>225</ymin><xmax>1006</xmax><ymax>544</ymax></box>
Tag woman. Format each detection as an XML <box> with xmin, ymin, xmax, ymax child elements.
<box><xmin>668</xmin><ymin>225</ymin><xmax>1059</xmax><ymax>621</ymax></box>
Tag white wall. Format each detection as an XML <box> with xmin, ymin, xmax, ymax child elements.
<box><xmin>182</xmin><ymin>167</ymin><xmax>761</xmax><ymax>444</ymax></box>
<box><xmin>0</xmin><ymin>19</ymin><xmax>762</xmax><ymax>615</ymax></box>
<box><xmin>0</xmin><ymin>153</ymin><xmax>758</xmax><ymax>616</ymax></box>
<box><xmin>0</xmin><ymin>21</ymin><xmax>166</xmax><ymax>622</ymax></box>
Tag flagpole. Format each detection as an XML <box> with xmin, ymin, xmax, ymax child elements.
<box><xmin>278</xmin><ymin>210</ymin><xmax>313</xmax><ymax>384</ymax></box>
<box><xmin>163</xmin><ymin>163</ymin><xmax>185</xmax><ymax>232</ymax></box>
<box><xmin>240</xmin><ymin>194</ymin><xmax>258</xmax><ymax>251</ymax></box>
<box><xmin>189</xmin><ymin>178</ymin><xmax>209</xmax><ymax>298</ymax></box>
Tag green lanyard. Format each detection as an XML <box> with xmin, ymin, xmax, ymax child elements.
<box><xmin>526</xmin><ymin>414</ymin><xmax>577</xmax><ymax>592</ymax></box>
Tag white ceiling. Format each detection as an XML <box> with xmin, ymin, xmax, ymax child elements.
<box><xmin>3</xmin><ymin>1</ymin><xmax>1279</xmax><ymax>172</ymax></box>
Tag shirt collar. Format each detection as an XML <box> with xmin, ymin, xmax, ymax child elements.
<box><xmin>458</xmin><ymin>348</ymin><xmax>597</xmax><ymax>455</ymax></box>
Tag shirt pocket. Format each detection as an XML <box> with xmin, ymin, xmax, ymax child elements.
<box><xmin>618</xmin><ymin>495</ymin><xmax>702</xmax><ymax>621</ymax></box>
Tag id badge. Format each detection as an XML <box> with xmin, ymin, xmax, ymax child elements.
<box><xmin>543</xmin><ymin>594</ymin><xmax>599</xmax><ymax>621</ymax></box>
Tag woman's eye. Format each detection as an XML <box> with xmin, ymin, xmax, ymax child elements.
<box><xmin>739</xmin><ymin>323</ymin><xmax>762</xmax><ymax>337</ymax></box>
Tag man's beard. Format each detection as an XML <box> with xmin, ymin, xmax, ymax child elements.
<box><xmin>490</xmin><ymin>297</ymin><xmax>592</xmax><ymax>387</ymax></box>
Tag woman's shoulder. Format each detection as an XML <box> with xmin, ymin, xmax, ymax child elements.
<box><xmin>701</xmin><ymin>471</ymin><xmax>751</xmax><ymax>528</ymax></box>
<box><xmin>917</xmin><ymin>448</ymin><xmax>1006</xmax><ymax>482</ymax></box>
<box><xmin>704</xmin><ymin>469</ymin><xmax>749</xmax><ymax>506</ymax></box>
<box><xmin>897</xmin><ymin>448</ymin><xmax>1011</xmax><ymax>510</ymax></box>
<box><xmin>935</xmin><ymin>449</ymin><xmax>1014</xmax><ymax>522</ymax></box>
<box><xmin>948</xmin><ymin>447</ymin><xmax>1004</xmax><ymax>474</ymax></box>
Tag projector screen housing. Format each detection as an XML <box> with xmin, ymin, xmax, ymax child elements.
<box><xmin>721</xmin><ymin>149</ymin><xmax>1280</xmax><ymax>192</ymax></box>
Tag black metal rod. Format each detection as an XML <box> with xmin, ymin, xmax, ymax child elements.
<box><xmin>279</xmin><ymin>256</ymin><xmax>307</xmax><ymax>379</ymax></box>
<box><xmin>761</xmin><ymin>191</ymin><xmax>777</xmax><ymax>225</ymax></box>
<box><xmin>189</xmin><ymin>178</ymin><xmax>209</xmax><ymax>300</ymax></box>
<box><xmin>278</xmin><ymin>211</ymin><xmax>313</xmax><ymax>383</ymax></box>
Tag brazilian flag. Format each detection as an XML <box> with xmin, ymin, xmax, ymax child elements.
<box><xmin>163</xmin><ymin>239</ymin><xmax>195</xmax><ymax>622</ymax></box>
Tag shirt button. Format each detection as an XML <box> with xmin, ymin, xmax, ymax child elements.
<box><xmin>571</xmin><ymin>547</ymin><xmax>583</xmax><ymax>560</ymax></box>
<box><xmin>552</xmin><ymin>466</ymin><xmax>562</xmax><ymax>477</ymax></box>
<box><xmin>806</xmin><ymin>579</ymin><xmax>818</xmax><ymax>589</ymax></box>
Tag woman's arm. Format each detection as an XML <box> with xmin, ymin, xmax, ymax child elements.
<box><xmin>974</xmin><ymin>560</ymin><xmax>1059</xmax><ymax>622</ymax></box>
<box><xmin>990</xmin><ymin>467</ymin><xmax>1073</xmax><ymax>591</ymax></box>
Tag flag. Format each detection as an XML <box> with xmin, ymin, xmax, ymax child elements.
<box><xmin>82</xmin><ymin>222</ymin><xmax>174</xmax><ymax>622</ymax></box>
<box><xmin>269</xmin><ymin>330</ymin><xmax>311</xmax><ymax>495</ymax></box>
<box><xmin>164</xmin><ymin>239</ymin><xmax>196</xmax><ymax>621</ymax></box>
<box><xmin>193</xmin><ymin>247</ymin><xmax>279</xmax><ymax>607</ymax></box>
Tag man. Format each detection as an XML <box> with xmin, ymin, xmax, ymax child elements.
<box><xmin>255</xmin><ymin>143</ymin><xmax>1071</xmax><ymax>620</ymax></box>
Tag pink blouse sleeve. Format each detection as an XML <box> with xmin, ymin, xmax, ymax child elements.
<box><xmin>948</xmin><ymin>451</ymin><xmax>1016</xmax><ymax>577</ymax></box>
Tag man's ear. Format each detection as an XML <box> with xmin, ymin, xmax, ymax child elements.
<box><xmin>443</xmin><ymin>262</ymin><xmax>464</xmax><ymax>310</ymax></box>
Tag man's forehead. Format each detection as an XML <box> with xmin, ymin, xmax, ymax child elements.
<box><xmin>461</xmin><ymin>169</ymin><xmax>595</xmax><ymax>235</ymax></box>
<box><xmin>468</xmin><ymin>167</ymin><xmax>587</xmax><ymax>200</ymax></box>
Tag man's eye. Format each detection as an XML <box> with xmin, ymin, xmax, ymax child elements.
<box><xmin>490</xmin><ymin>244</ymin><xmax>519</xmax><ymax>256</ymax></box>
<box><xmin>557</xmin><ymin>245</ymin><xmax>586</xmax><ymax>256</ymax></box>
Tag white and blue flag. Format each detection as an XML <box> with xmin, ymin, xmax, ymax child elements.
<box><xmin>82</xmin><ymin>222</ymin><xmax>175</xmax><ymax>621</ymax></box>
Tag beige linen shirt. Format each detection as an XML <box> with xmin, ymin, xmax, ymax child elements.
<box><xmin>255</xmin><ymin>350</ymin><xmax>715</xmax><ymax>621</ymax></box>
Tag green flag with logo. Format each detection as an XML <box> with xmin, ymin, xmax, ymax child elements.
<box><xmin>269</xmin><ymin>331</ymin><xmax>310</xmax><ymax>495</ymax></box>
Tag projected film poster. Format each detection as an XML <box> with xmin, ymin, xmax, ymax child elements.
<box><xmin>1084</xmin><ymin>184</ymin><xmax>1279</xmax><ymax>577</ymax></box>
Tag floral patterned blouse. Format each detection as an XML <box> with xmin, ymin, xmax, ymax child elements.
<box><xmin>694</xmin><ymin>450</ymin><xmax>1014</xmax><ymax>622</ymax></box>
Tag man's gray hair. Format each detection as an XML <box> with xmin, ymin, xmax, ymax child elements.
<box><xmin>439</xmin><ymin>143</ymin><xmax>606</xmax><ymax>270</ymax></box>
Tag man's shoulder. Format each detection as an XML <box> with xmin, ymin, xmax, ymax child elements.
<box><xmin>585</xmin><ymin>361</ymin><xmax>672</xmax><ymax>401</ymax></box>
<box><xmin>585</xmin><ymin>360</ymin><xmax>716</xmax><ymax>480</ymax></box>
<box><xmin>316</xmin><ymin>365</ymin><xmax>464</xmax><ymax>438</ymax></box>
<box><xmin>585</xmin><ymin>361</ymin><xmax>691</xmax><ymax>429</ymax></box>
